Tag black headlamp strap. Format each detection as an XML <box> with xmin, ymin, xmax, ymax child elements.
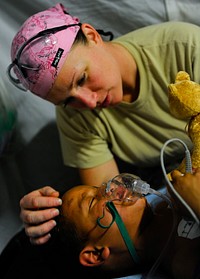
<box><xmin>97</xmin><ymin>201</ymin><xmax>140</xmax><ymax>264</ymax></box>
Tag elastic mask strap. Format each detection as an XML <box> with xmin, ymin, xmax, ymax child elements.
<box><xmin>97</xmin><ymin>201</ymin><xmax>140</xmax><ymax>264</ymax></box>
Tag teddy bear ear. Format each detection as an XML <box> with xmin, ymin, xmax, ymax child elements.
<box><xmin>175</xmin><ymin>71</ymin><xmax>190</xmax><ymax>83</ymax></box>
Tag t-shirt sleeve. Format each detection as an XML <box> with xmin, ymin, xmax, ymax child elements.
<box><xmin>56</xmin><ymin>106</ymin><xmax>114</xmax><ymax>168</ymax></box>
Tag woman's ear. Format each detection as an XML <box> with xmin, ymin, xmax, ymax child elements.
<box><xmin>81</xmin><ymin>23</ymin><xmax>102</xmax><ymax>44</ymax></box>
<box><xmin>79</xmin><ymin>245</ymin><xmax>110</xmax><ymax>267</ymax></box>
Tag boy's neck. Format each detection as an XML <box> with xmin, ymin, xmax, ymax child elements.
<box><xmin>141</xmin><ymin>206</ymin><xmax>175</xmax><ymax>263</ymax></box>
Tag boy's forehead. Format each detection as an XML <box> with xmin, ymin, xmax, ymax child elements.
<box><xmin>62</xmin><ymin>185</ymin><xmax>94</xmax><ymax>205</ymax></box>
<box><xmin>61</xmin><ymin>187</ymin><xmax>80</xmax><ymax>212</ymax></box>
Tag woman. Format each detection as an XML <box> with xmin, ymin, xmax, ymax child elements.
<box><xmin>8</xmin><ymin>3</ymin><xmax>200</xmax><ymax>245</ymax></box>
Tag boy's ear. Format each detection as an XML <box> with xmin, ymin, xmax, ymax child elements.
<box><xmin>79</xmin><ymin>245</ymin><xmax>110</xmax><ymax>267</ymax></box>
<box><xmin>81</xmin><ymin>23</ymin><xmax>102</xmax><ymax>44</ymax></box>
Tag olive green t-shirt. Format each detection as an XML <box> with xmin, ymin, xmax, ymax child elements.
<box><xmin>56</xmin><ymin>22</ymin><xmax>200</xmax><ymax>169</ymax></box>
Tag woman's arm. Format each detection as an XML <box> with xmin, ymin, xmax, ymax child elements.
<box><xmin>79</xmin><ymin>158</ymin><xmax>119</xmax><ymax>186</ymax></box>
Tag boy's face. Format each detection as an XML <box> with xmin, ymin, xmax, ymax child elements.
<box><xmin>61</xmin><ymin>185</ymin><xmax>147</xmax><ymax>249</ymax></box>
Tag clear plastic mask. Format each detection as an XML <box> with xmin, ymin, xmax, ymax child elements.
<box><xmin>98</xmin><ymin>173</ymin><xmax>149</xmax><ymax>203</ymax></box>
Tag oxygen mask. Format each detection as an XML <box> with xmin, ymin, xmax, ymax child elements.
<box><xmin>98</xmin><ymin>173</ymin><xmax>152</xmax><ymax>204</ymax></box>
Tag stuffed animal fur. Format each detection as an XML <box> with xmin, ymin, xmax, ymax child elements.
<box><xmin>168</xmin><ymin>71</ymin><xmax>200</xmax><ymax>174</ymax></box>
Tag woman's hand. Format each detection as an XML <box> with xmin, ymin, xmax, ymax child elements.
<box><xmin>20</xmin><ymin>186</ymin><xmax>62</xmax><ymax>245</ymax></box>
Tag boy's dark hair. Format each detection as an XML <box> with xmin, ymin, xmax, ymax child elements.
<box><xmin>57</xmin><ymin>206</ymin><xmax>84</xmax><ymax>261</ymax></box>
<box><xmin>56</xmin><ymin>209</ymin><xmax>112</xmax><ymax>278</ymax></box>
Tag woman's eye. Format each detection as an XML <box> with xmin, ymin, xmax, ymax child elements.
<box><xmin>77</xmin><ymin>73</ymin><xmax>86</xmax><ymax>86</ymax></box>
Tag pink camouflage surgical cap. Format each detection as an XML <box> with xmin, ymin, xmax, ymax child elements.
<box><xmin>8</xmin><ymin>3</ymin><xmax>81</xmax><ymax>98</ymax></box>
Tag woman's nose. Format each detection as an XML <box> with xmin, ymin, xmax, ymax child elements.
<box><xmin>74</xmin><ymin>88</ymin><xmax>98</xmax><ymax>109</ymax></box>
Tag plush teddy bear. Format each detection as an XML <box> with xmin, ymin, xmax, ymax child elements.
<box><xmin>168</xmin><ymin>71</ymin><xmax>200</xmax><ymax>174</ymax></box>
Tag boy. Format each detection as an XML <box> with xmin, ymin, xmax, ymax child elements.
<box><xmin>57</xmin><ymin>172</ymin><xmax>200</xmax><ymax>279</ymax></box>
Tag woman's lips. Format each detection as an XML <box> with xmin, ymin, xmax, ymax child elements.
<box><xmin>101</xmin><ymin>94</ymin><xmax>110</xmax><ymax>108</ymax></box>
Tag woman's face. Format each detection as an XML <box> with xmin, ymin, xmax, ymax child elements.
<box><xmin>46</xmin><ymin>25</ymin><xmax>124</xmax><ymax>109</ymax></box>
